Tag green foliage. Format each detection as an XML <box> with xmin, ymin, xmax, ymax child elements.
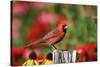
<box><xmin>40</xmin><ymin>46</ymin><xmax>52</xmax><ymax>55</ymax></box>
<box><xmin>12</xmin><ymin>2</ymin><xmax>97</xmax><ymax>55</ymax></box>
<box><xmin>12</xmin><ymin>39</ymin><xmax>25</xmax><ymax>47</ymax></box>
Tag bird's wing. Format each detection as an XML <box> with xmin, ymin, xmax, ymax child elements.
<box><xmin>46</xmin><ymin>33</ymin><xmax>64</xmax><ymax>45</ymax></box>
<box><xmin>43</xmin><ymin>29</ymin><xmax>60</xmax><ymax>40</ymax></box>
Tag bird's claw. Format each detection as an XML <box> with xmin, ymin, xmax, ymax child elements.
<box><xmin>51</xmin><ymin>45</ymin><xmax>57</xmax><ymax>50</ymax></box>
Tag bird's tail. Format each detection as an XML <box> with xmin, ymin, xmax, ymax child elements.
<box><xmin>24</xmin><ymin>39</ymin><xmax>57</xmax><ymax>50</ymax></box>
<box><xmin>24</xmin><ymin>39</ymin><xmax>44</xmax><ymax>48</ymax></box>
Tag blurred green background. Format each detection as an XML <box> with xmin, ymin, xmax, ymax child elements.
<box><xmin>11</xmin><ymin>1</ymin><xmax>97</xmax><ymax>66</ymax></box>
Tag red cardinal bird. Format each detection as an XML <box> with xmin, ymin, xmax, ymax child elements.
<box><xmin>24</xmin><ymin>23</ymin><xmax>68</xmax><ymax>49</ymax></box>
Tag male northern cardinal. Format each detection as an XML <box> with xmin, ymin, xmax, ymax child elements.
<box><xmin>24</xmin><ymin>23</ymin><xmax>68</xmax><ymax>49</ymax></box>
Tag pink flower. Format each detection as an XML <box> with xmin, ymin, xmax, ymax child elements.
<box><xmin>12</xmin><ymin>2</ymin><xmax>30</xmax><ymax>15</ymax></box>
<box><xmin>34</xmin><ymin>48</ymin><xmax>46</xmax><ymax>61</ymax></box>
<box><xmin>22</xmin><ymin>49</ymin><xmax>31</xmax><ymax>59</ymax></box>
<box><xmin>37</xmin><ymin>11</ymin><xmax>56</xmax><ymax>24</ymax></box>
<box><xmin>30</xmin><ymin>2</ymin><xmax>48</xmax><ymax>8</ymax></box>
<box><xmin>12</xmin><ymin>18</ymin><xmax>22</xmax><ymax>40</ymax></box>
<box><xmin>12</xmin><ymin>32</ymin><xmax>20</xmax><ymax>40</ymax></box>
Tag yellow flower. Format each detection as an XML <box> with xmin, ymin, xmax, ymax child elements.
<box><xmin>42</xmin><ymin>59</ymin><xmax>53</xmax><ymax>65</ymax></box>
<box><xmin>22</xmin><ymin>59</ymin><xmax>39</xmax><ymax>66</ymax></box>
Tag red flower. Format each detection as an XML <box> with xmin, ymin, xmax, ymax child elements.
<box><xmin>85</xmin><ymin>42</ymin><xmax>97</xmax><ymax>61</ymax></box>
<box><xmin>27</xmin><ymin>24</ymin><xmax>45</xmax><ymax>43</ymax></box>
<box><xmin>75</xmin><ymin>45</ymin><xmax>88</xmax><ymax>62</ymax></box>
<box><xmin>75</xmin><ymin>42</ymin><xmax>97</xmax><ymax>61</ymax></box>
<box><xmin>85</xmin><ymin>42</ymin><xmax>97</xmax><ymax>53</ymax></box>
<box><xmin>88</xmin><ymin>54</ymin><xmax>97</xmax><ymax>61</ymax></box>
<box><xmin>12</xmin><ymin>47</ymin><xmax>25</xmax><ymax>58</ymax></box>
<box><xmin>75</xmin><ymin>46</ymin><xmax>87</xmax><ymax>56</ymax></box>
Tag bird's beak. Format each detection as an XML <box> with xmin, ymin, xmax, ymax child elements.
<box><xmin>64</xmin><ymin>26</ymin><xmax>68</xmax><ymax>29</ymax></box>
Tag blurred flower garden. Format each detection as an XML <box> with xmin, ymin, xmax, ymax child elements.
<box><xmin>11</xmin><ymin>1</ymin><xmax>97</xmax><ymax>66</ymax></box>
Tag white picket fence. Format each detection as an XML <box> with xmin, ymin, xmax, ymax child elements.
<box><xmin>52</xmin><ymin>49</ymin><xmax>77</xmax><ymax>64</ymax></box>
